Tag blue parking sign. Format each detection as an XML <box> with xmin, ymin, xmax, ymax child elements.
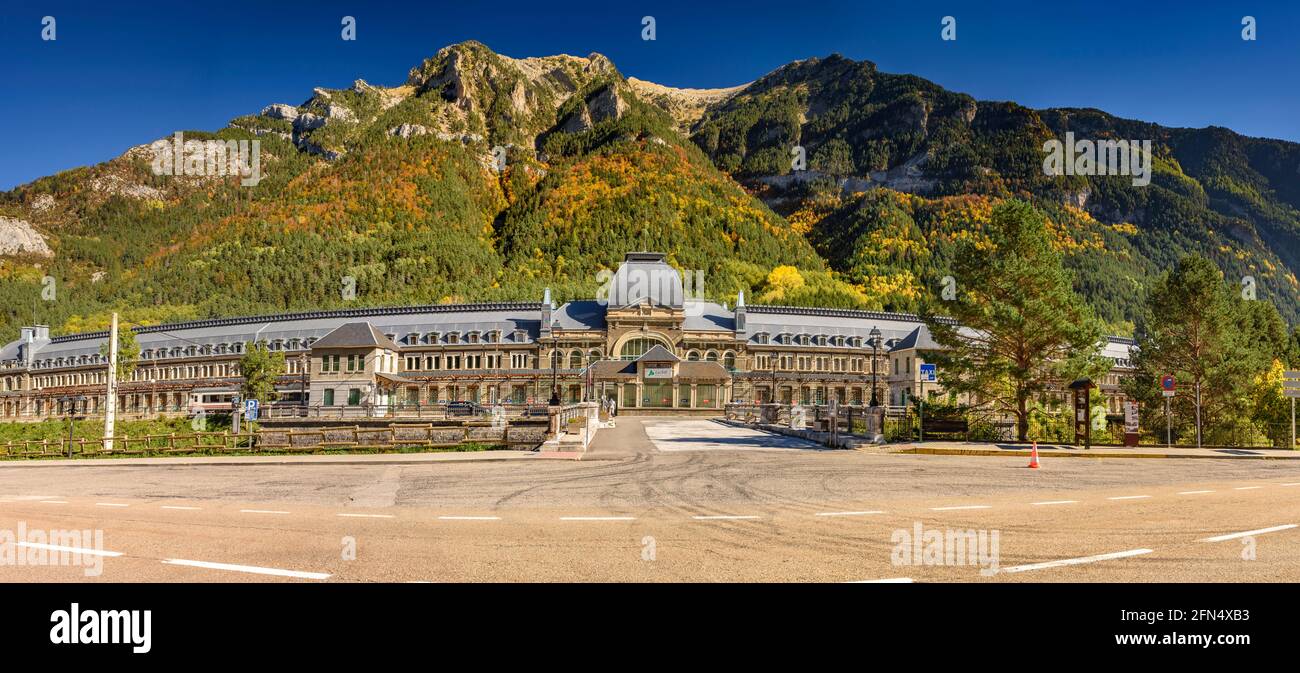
<box><xmin>245</xmin><ymin>399</ymin><xmax>259</xmax><ymax>421</ymax></box>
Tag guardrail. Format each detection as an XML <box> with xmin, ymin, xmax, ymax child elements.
<box><xmin>260</xmin><ymin>403</ymin><xmax>558</xmax><ymax>420</ymax></box>
<box><xmin>725</xmin><ymin>403</ymin><xmax>891</xmax><ymax>445</ymax></box>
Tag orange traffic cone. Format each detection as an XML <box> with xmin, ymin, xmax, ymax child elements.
<box><xmin>1027</xmin><ymin>442</ymin><xmax>1041</xmax><ymax>469</ymax></box>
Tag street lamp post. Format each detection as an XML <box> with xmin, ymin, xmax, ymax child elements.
<box><xmin>770</xmin><ymin>353</ymin><xmax>778</xmax><ymax>404</ymax></box>
<box><xmin>299</xmin><ymin>353</ymin><xmax>307</xmax><ymax>417</ymax></box>
<box><xmin>869</xmin><ymin>326</ymin><xmax>882</xmax><ymax>407</ymax></box>
<box><xmin>549</xmin><ymin>341</ymin><xmax>560</xmax><ymax>406</ymax></box>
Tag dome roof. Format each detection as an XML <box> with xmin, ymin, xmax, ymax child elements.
<box><xmin>606</xmin><ymin>252</ymin><xmax>684</xmax><ymax>309</ymax></box>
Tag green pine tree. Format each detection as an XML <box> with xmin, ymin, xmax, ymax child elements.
<box><xmin>923</xmin><ymin>200</ymin><xmax>1107</xmax><ymax>442</ymax></box>
<box><xmin>1127</xmin><ymin>255</ymin><xmax>1266</xmax><ymax>446</ymax></box>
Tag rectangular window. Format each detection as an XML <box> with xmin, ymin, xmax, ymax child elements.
<box><xmin>347</xmin><ymin>388</ymin><xmax>361</xmax><ymax>406</ymax></box>
<box><xmin>323</xmin><ymin>389</ymin><xmax>335</xmax><ymax>406</ymax></box>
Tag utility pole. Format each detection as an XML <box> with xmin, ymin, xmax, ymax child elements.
<box><xmin>1194</xmin><ymin>379</ymin><xmax>1202</xmax><ymax>448</ymax></box>
<box><xmin>1170</xmin><ymin>397</ymin><xmax>1180</xmax><ymax>452</ymax></box>
<box><xmin>104</xmin><ymin>313</ymin><xmax>118</xmax><ymax>452</ymax></box>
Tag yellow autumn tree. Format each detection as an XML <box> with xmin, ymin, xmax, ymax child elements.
<box><xmin>760</xmin><ymin>265</ymin><xmax>805</xmax><ymax>303</ymax></box>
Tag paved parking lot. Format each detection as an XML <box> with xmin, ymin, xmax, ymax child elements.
<box><xmin>3</xmin><ymin>418</ymin><xmax>1300</xmax><ymax>582</ymax></box>
<box><xmin>639</xmin><ymin>419</ymin><xmax>825</xmax><ymax>452</ymax></box>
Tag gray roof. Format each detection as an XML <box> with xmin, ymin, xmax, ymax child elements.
<box><xmin>683</xmin><ymin>302</ymin><xmax>735</xmax><ymax>331</ymax></box>
<box><xmin>745</xmin><ymin>305</ymin><xmax>929</xmax><ymax>347</ymax></box>
<box><xmin>8</xmin><ymin>303</ymin><xmax>544</xmax><ymax>368</ymax></box>
<box><xmin>889</xmin><ymin>325</ymin><xmax>945</xmax><ymax>353</ymax></box>
<box><xmin>637</xmin><ymin>345</ymin><xmax>680</xmax><ymax>363</ymax></box>
<box><xmin>606</xmin><ymin>252</ymin><xmax>685</xmax><ymax>309</ymax></box>
<box><xmin>552</xmin><ymin>301</ymin><xmax>606</xmax><ymax>330</ymax></box>
<box><xmin>313</xmin><ymin>322</ymin><xmax>400</xmax><ymax>350</ymax></box>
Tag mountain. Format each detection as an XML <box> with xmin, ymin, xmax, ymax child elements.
<box><xmin>688</xmin><ymin>54</ymin><xmax>1300</xmax><ymax>330</ymax></box>
<box><xmin>1</xmin><ymin>43</ymin><xmax>1297</xmax><ymax>340</ymax></box>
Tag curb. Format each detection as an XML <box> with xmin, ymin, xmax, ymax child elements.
<box><xmin>896</xmin><ymin>447</ymin><xmax>1300</xmax><ymax>461</ymax></box>
<box><xmin>0</xmin><ymin>451</ymin><xmax>544</xmax><ymax>468</ymax></box>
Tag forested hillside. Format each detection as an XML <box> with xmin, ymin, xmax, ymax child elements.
<box><xmin>1</xmin><ymin>44</ymin><xmax>1296</xmax><ymax>341</ymax></box>
<box><xmin>690</xmin><ymin>54</ymin><xmax>1300</xmax><ymax>330</ymax></box>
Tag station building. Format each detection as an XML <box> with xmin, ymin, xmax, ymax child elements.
<box><xmin>0</xmin><ymin>252</ymin><xmax>1136</xmax><ymax>421</ymax></box>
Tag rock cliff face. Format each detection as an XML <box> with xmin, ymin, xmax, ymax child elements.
<box><xmin>0</xmin><ymin>217</ymin><xmax>52</xmax><ymax>257</ymax></box>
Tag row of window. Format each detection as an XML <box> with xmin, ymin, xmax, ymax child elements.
<box><xmin>751</xmin><ymin>332</ymin><xmax>890</xmax><ymax>349</ymax></box>
<box><xmin>753</xmin><ymin>354</ymin><xmax>873</xmax><ymax>373</ymax></box>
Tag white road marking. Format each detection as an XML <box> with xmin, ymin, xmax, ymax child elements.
<box><xmin>161</xmin><ymin>506</ymin><xmax>201</xmax><ymax>511</ymax></box>
<box><xmin>95</xmin><ymin>503</ymin><xmax>129</xmax><ymax>508</ymax></box>
<box><xmin>163</xmin><ymin>558</ymin><xmax>329</xmax><ymax>580</ymax></box>
<box><xmin>1002</xmin><ymin>549</ymin><xmax>1154</xmax><ymax>574</ymax></box>
<box><xmin>438</xmin><ymin>516</ymin><xmax>500</xmax><ymax>521</ymax></box>
<box><xmin>1200</xmin><ymin>524</ymin><xmax>1297</xmax><ymax>543</ymax></box>
<box><xmin>816</xmin><ymin>511</ymin><xmax>886</xmax><ymax>517</ymax></box>
<box><xmin>17</xmin><ymin>542</ymin><xmax>122</xmax><ymax>558</ymax></box>
<box><xmin>336</xmin><ymin>513</ymin><xmax>396</xmax><ymax>519</ymax></box>
<box><xmin>559</xmin><ymin>516</ymin><xmax>636</xmax><ymax>521</ymax></box>
<box><xmin>1031</xmin><ymin>500</ymin><xmax>1079</xmax><ymax>506</ymax></box>
<box><xmin>693</xmin><ymin>515</ymin><xmax>761</xmax><ymax>520</ymax></box>
<box><xmin>930</xmin><ymin>505</ymin><xmax>992</xmax><ymax>511</ymax></box>
<box><xmin>1233</xmin><ymin>486</ymin><xmax>1263</xmax><ymax>491</ymax></box>
<box><xmin>1107</xmin><ymin>495</ymin><xmax>1152</xmax><ymax>501</ymax></box>
<box><xmin>1281</xmin><ymin>483</ymin><xmax>1300</xmax><ymax>487</ymax></box>
<box><xmin>1178</xmin><ymin>490</ymin><xmax>1215</xmax><ymax>495</ymax></box>
<box><xmin>847</xmin><ymin>577</ymin><xmax>914</xmax><ymax>583</ymax></box>
<box><xmin>239</xmin><ymin>509</ymin><xmax>290</xmax><ymax>515</ymax></box>
<box><xmin>39</xmin><ymin>500</ymin><xmax>68</xmax><ymax>504</ymax></box>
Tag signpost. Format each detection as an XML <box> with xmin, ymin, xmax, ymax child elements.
<box><xmin>1160</xmin><ymin>375</ymin><xmax>1176</xmax><ymax>447</ymax></box>
<box><xmin>1123</xmin><ymin>401</ymin><xmax>1140</xmax><ymax>447</ymax></box>
<box><xmin>1285</xmin><ymin>371</ymin><xmax>1300</xmax><ymax>451</ymax></box>
<box><xmin>245</xmin><ymin>398</ymin><xmax>259</xmax><ymax>423</ymax></box>
<box><xmin>1069</xmin><ymin>378</ymin><xmax>1094</xmax><ymax>450</ymax></box>
<box><xmin>918</xmin><ymin>364</ymin><xmax>937</xmax><ymax>442</ymax></box>
<box><xmin>231</xmin><ymin>393</ymin><xmax>242</xmax><ymax>435</ymax></box>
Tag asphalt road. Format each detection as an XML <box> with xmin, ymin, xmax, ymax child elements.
<box><xmin>2</xmin><ymin>418</ymin><xmax>1299</xmax><ymax>582</ymax></box>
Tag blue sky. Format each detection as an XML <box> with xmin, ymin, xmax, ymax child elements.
<box><xmin>2</xmin><ymin>0</ymin><xmax>1298</xmax><ymax>190</ymax></box>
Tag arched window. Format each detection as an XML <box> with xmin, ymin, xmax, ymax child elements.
<box><xmin>569</xmin><ymin>351</ymin><xmax>583</xmax><ymax>369</ymax></box>
<box><xmin>723</xmin><ymin>351</ymin><xmax>736</xmax><ymax>370</ymax></box>
<box><xmin>705</xmin><ymin>350</ymin><xmax>719</xmax><ymax>362</ymax></box>
<box><xmin>618</xmin><ymin>337</ymin><xmax>670</xmax><ymax>360</ymax></box>
<box><xmin>686</xmin><ymin>350</ymin><xmax>700</xmax><ymax>361</ymax></box>
<box><xmin>588</xmin><ymin>349</ymin><xmax>603</xmax><ymax>364</ymax></box>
